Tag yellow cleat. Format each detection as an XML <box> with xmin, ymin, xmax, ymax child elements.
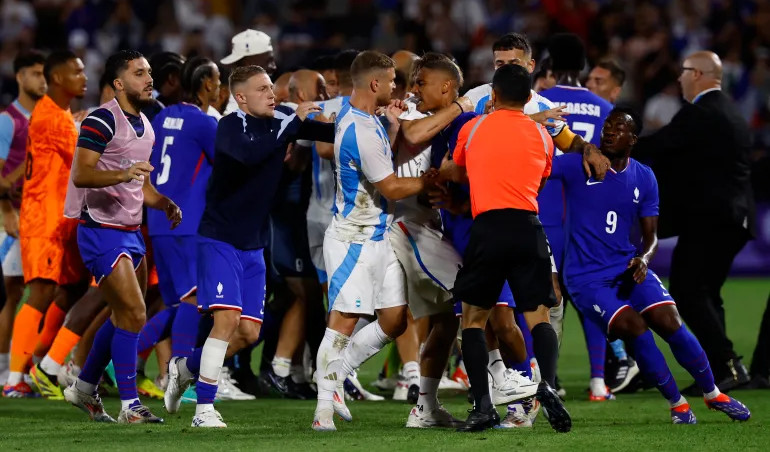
<box><xmin>136</xmin><ymin>373</ymin><xmax>164</xmax><ymax>400</ymax></box>
<box><xmin>29</xmin><ymin>364</ymin><xmax>64</xmax><ymax>400</ymax></box>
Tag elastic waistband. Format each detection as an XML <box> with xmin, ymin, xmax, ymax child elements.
<box><xmin>78</xmin><ymin>217</ymin><xmax>141</xmax><ymax>232</ymax></box>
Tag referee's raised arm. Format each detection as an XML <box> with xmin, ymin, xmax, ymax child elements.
<box><xmin>449</xmin><ymin>64</ymin><xmax>570</xmax><ymax>433</ymax></box>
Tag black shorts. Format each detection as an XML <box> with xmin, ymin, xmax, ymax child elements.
<box><xmin>268</xmin><ymin>204</ymin><xmax>315</xmax><ymax>280</ymax></box>
<box><xmin>452</xmin><ymin>208</ymin><xmax>556</xmax><ymax>312</ymax></box>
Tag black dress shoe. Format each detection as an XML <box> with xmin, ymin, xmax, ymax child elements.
<box><xmin>537</xmin><ymin>382</ymin><xmax>572</xmax><ymax>433</ymax></box>
<box><xmin>456</xmin><ymin>406</ymin><xmax>500</xmax><ymax>432</ymax></box>
<box><xmin>684</xmin><ymin>357</ymin><xmax>751</xmax><ymax>395</ymax></box>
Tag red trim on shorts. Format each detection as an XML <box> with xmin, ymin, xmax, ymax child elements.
<box><xmin>606</xmin><ymin>305</ymin><xmax>632</xmax><ymax>334</ymax></box>
<box><xmin>96</xmin><ymin>252</ymin><xmax>132</xmax><ymax>285</ymax></box>
<box><xmin>198</xmin><ymin>304</ymin><xmax>242</xmax><ymax>313</ymax></box>
<box><xmin>240</xmin><ymin>315</ymin><xmax>263</xmax><ymax>324</ymax></box>
<box><xmin>640</xmin><ymin>300</ymin><xmax>676</xmax><ymax>314</ymax></box>
<box><xmin>180</xmin><ymin>286</ymin><xmax>198</xmax><ymax>301</ymax></box>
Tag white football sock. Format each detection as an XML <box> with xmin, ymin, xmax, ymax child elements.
<box><xmin>416</xmin><ymin>376</ymin><xmax>440</xmax><ymax>411</ymax></box>
<box><xmin>121</xmin><ymin>398</ymin><xmax>140</xmax><ymax>410</ymax></box>
<box><xmin>196</xmin><ymin>403</ymin><xmax>214</xmax><ymax>415</ymax></box>
<box><xmin>670</xmin><ymin>395</ymin><xmax>688</xmax><ymax>408</ymax></box>
<box><xmin>704</xmin><ymin>388</ymin><xmax>721</xmax><ymax>400</ymax></box>
<box><xmin>403</xmin><ymin>361</ymin><xmax>420</xmax><ymax>386</ymax></box>
<box><xmin>199</xmin><ymin>338</ymin><xmax>228</xmax><ymax>384</ymax></box>
<box><xmin>316</xmin><ymin>328</ymin><xmax>350</xmax><ymax>411</ymax></box>
<box><xmin>590</xmin><ymin>377</ymin><xmax>607</xmax><ymax>396</ymax></box>
<box><xmin>40</xmin><ymin>355</ymin><xmax>62</xmax><ymax>376</ymax></box>
<box><xmin>487</xmin><ymin>349</ymin><xmax>506</xmax><ymax>386</ymax></box>
<box><xmin>7</xmin><ymin>371</ymin><xmax>22</xmax><ymax>386</ymax></box>
<box><xmin>271</xmin><ymin>356</ymin><xmax>291</xmax><ymax>378</ymax></box>
<box><xmin>549</xmin><ymin>302</ymin><xmax>564</xmax><ymax>347</ymax></box>
<box><xmin>340</xmin><ymin>321</ymin><xmax>392</xmax><ymax>379</ymax></box>
<box><xmin>75</xmin><ymin>378</ymin><xmax>96</xmax><ymax>395</ymax></box>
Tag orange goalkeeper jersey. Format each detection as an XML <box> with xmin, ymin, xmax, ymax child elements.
<box><xmin>20</xmin><ymin>95</ymin><xmax>78</xmax><ymax>239</ymax></box>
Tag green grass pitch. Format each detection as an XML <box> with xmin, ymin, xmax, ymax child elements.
<box><xmin>1</xmin><ymin>278</ymin><xmax>769</xmax><ymax>451</ymax></box>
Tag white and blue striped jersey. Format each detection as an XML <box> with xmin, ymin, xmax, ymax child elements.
<box><xmin>307</xmin><ymin>95</ymin><xmax>350</xmax><ymax>221</ymax></box>
<box><xmin>327</xmin><ymin>102</ymin><xmax>395</xmax><ymax>243</ymax></box>
<box><xmin>464</xmin><ymin>84</ymin><xmax>566</xmax><ymax>137</ymax></box>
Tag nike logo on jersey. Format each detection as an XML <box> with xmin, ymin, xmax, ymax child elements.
<box><xmin>586</xmin><ymin>180</ymin><xmax>603</xmax><ymax>186</ymax></box>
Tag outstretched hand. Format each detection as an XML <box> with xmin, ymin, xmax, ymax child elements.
<box><xmin>296</xmin><ymin>102</ymin><xmax>322</xmax><ymax>121</ymax></box>
<box><xmin>582</xmin><ymin>143</ymin><xmax>610</xmax><ymax>180</ymax></box>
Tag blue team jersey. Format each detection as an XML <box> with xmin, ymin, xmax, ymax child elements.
<box><xmin>549</xmin><ymin>153</ymin><xmax>659</xmax><ymax>285</ymax></box>
<box><xmin>148</xmin><ymin>103</ymin><xmax>217</xmax><ymax>236</ymax></box>
<box><xmin>539</xmin><ymin>85</ymin><xmax>613</xmax><ymax>147</ymax></box>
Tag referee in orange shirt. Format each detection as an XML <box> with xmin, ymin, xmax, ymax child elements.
<box><xmin>440</xmin><ymin>64</ymin><xmax>570</xmax><ymax>432</ymax></box>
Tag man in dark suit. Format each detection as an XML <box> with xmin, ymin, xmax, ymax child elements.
<box><xmin>634</xmin><ymin>51</ymin><xmax>755</xmax><ymax>393</ymax></box>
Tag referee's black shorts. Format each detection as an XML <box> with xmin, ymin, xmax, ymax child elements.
<box><xmin>452</xmin><ymin>208</ymin><xmax>556</xmax><ymax>312</ymax></box>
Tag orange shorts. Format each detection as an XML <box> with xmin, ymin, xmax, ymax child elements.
<box><xmin>21</xmin><ymin>222</ymin><xmax>89</xmax><ymax>285</ymax></box>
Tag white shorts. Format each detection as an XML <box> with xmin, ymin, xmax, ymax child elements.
<box><xmin>389</xmin><ymin>220</ymin><xmax>459</xmax><ymax>319</ymax></box>
<box><xmin>0</xmin><ymin>231</ymin><xmax>23</xmax><ymax>277</ymax></box>
<box><xmin>307</xmin><ymin>215</ymin><xmax>330</xmax><ymax>282</ymax></box>
<box><xmin>324</xmin><ymin>233</ymin><xmax>406</xmax><ymax>315</ymax></box>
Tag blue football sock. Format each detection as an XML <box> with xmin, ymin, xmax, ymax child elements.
<box><xmin>112</xmin><ymin>327</ymin><xmax>140</xmax><ymax>402</ymax></box>
<box><xmin>172</xmin><ymin>302</ymin><xmax>201</xmax><ymax>358</ymax></box>
<box><xmin>137</xmin><ymin>306</ymin><xmax>175</xmax><ymax>354</ymax></box>
<box><xmin>609</xmin><ymin>339</ymin><xmax>628</xmax><ymax>360</ymax></box>
<box><xmin>515</xmin><ymin>312</ymin><xmax>535</xmax><ymax>361</ymax></box>
<box><xmin>583</xmin><ymin>316</ymin><xmax>607</xmax><ymax>379</ymax></box>
<box><xmin>196</xmin><ymin>378</ymin><xmax>218</xmax><ymax>405</ymax></box>
<box><xmin>79</xmin><ymin>319</ymin><xmax>116</xmax><ymax>386</ymax></box>
<box><xmin>665</xmin><ymin>324</ymin><xmax>716</xmax><ymax>394</ymax></box>
<box><xmin>633</xmin><ymin>330</ymin><xmax>681</xmax><ymax>403</ymax></box>
<box><xmin>186</xmin><ymin>347</ymin><xmax>203</xmax><ymax>375</ymax></box>
<box><xmin>507</xmin><ymin>358</ymin><xmax>533</xmax><ymax>379</ymax></box>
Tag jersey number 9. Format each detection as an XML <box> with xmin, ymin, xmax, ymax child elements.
<box><xmin>605</xmin><ymin>210</ymin><xmax>617</xmax><ymax>234</ymax></box>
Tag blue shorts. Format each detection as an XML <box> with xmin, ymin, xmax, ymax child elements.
<box><xmin>568</xmin><ymin>269</ymin><xmax>675</xmax><ymax>333</ymax></box>
<box><xmin>152</xmin><ymin>235</ymin><xmax>197</xmax><ymax>307</ymax></box>
<box><xmin>268</xmin><ymin>205</ymin><xmax>315</xmax><ymax>280</ymax></box>
<box><xmin>197</xmin><ymin>236</ymin><xmax>266</xmax><ymax>323</ymax></box>
<box><xmin>454</xmin><ymin>281</ymin><xmax>515</xmax><ymax>316</ymax></box>
<box><xmin>77</xmin><ymin>226</ymin><xmax>145</xmax><ymax>284</ymax></box>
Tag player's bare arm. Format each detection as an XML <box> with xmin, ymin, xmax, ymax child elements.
<box><xmin>628</xmin><ymin>216</ymin><xmax>659</xmax><ymax>284</ymax></box>
<box><xmin>551</xmin><ymin>126</ymin><xmax>610</xmax><ymax>180</ymax></box>
<box><xmin>141</xmin><ymin>175</ymin><xmax>182</xmax><ymax>229</ymax></box>
<box><xmin>400</xmin><ymin>96</ymin><xmax>472</xmax><ymax>145</ymax></box>
<box><xmin>71</xmin><ymin>147</ymin><xmax>154</xmax><ymax>188</ymax></box>
<box><xmin>528</xmin><ymin>105</ymin><xmax>568</xmax><ymax>125</ymax></box>
<box><xmin>372</xmin><ymin>172</ymin><xmax>429</xmax><ymax>201</ymax></box>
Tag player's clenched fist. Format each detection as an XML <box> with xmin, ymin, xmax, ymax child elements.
<box><xmin>164</xmin><ymin>199</ymin><xmax>182</xmax><ymax>230</ymax></box>
<box><xmin>296</xmin><ymin>102</ymin><xmax>322</xmax><ymax>121</ymax></box>
<box><xmin>123</xmin><ymin>161</ymin><xmax>154</xmax><ymax>183</ymax></box>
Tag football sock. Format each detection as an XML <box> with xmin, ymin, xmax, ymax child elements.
<box><xmin>403</xmin><ymin>360</ymin><xmax>420</xmax><ymax>386</ymax></box>
<box><xmin>583</xmin><ymin>316</ymin><xmax>607</xmax><ymax>379</ymax></box>
<box><xmin>112</xmin><ymin>327</ymin><xmax>140</xmax><ymax>402</ymax></box>
<box><xmin>531</xmin><ymin>322</ymin><xmax>558</xmax><ymax>387</ymax></box>
<box><xmin>9</xmin><ymin>304</ymin><xmax>44</xmax><ymax>380</ymax></box>
<box><xmin>462</xmin><ymin>328</ymin><xmax>493</xmax><ymax>411</ymax></box>
<box><xmin>590</xmin><ymin>377</ymin><xmax>607</xmax><ymax>396</ymax></box>
<box><xmin>416</xmin><ymin>376</ymin><xmax>440</xmax><ymax>411</ymax></box>
<box><xmin>664</xmin><ymin>324</ymin><xmax>716</xmax><ymax>394</ymax></box>
<box><xmin>316</xmin><ymin>328</ymin><xmax>350</xmax><ymax>411</ymax></box>
<box><xmin>515</xmin><ymin>312</ymin><xmax>535</xmax><ymax>360</ymax></box>
<box><xmin>186</xmin><ymin>347</ymin><xmax>203</xmax><ymax>375</ymax></box>
<box><xmin>509</xmin><ymin>359</ymin><xmax>532</xmax><ymax>379</ymax></box>
<box><xmin>487</xmin><ymin>349</ymin><xmax>506</xmax><ymax>385</ymax></box>
<box><xmin>196</xmin><ymin>338</ymin><xmax>228</xmax><ymax>408</ymax></box>
<box><xmin>633</xmin><ymin>330</ymin><xmax>681</xmax><ymax>404</ymax></box>
<box><xmin>33</xmin><ymin>302</ymin><xmax>67</xmax><ymax>358</ymax></box>
<box><xmin>78</xmin><ymin>319</ymin><xmax>116</xmax><ymax>387</ymax></box>
<box><xmin>340</xmin><ymin>322</ymin><xmax>392</xmax><ymax>380</ymax></box>
<box><xmin>121</xmin><ymin>398</ymin><xmax>140</xmax><ymax>411</ymax></box>
<box><xmin>40</xmin><ymin>327</ymin><xmax>81</xmax><ymax>375</ymax></box>
<box><xmin>272</xmin><ymin>356</ymin><xmax>291</xmax><ymax>378</ymax></box>
<box><xmin>549</xmin><ymin>302</ymin><xmax>565</xmax><ymax>347</ymax></box>
<box><xmin>610</xmin><ymin>339</ymin><xmax>628</xmax><ymax>360</ymax></box>
<box><xmin>172</xmin><ymin>302</ymin><xmax>200</xmax><ymax>358</ymax></box>
<box><xmin>137</xmin><ymin>307</ymin><xmax>175</xmax><ymax>354</ymax></box>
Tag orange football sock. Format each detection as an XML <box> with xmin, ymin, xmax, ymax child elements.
<box><xmin>33</xmin><ymin>302</ymin><xmax>67</xmax><ymax>358</ymax></box>
<box><xmin>9</xmin><ymin>304</ymin><xmax>44</xmax><ymax>373</ymax></box>
<box><xmin>47</xmin><ymin>327</ymin><xmax>81</xmax><ymax>365</ymax></box>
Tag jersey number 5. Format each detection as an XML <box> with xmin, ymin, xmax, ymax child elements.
<box><xmin>156</xmin><ymin>136</ymin><xmax>173</xmax><ymax>185</ymax></box>
<box><xmin>572</xmin><ymin>121</ymin><xmax>595</xmax><ymax>143</ymax></box>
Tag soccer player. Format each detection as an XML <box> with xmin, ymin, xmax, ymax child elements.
<box><xmin>311</xmin><ymin>51</ymin><xmax>434</xmax><ymax>432</ymax></box>
<box><xmin>311</xmin><ymin>55</ymin><xmax>339</xmax><ymax>99</ymax></box>
<box><xmin>439</xmin><ymin>64</ymin><xmax>571</xmax><ymax>433</ymax></box>
<box><xmin>540</xmin><ymin>34</ymin><xmax>620</xmax><ymax>401</ymax></box>
<box><xmin>586</xmin><ymin>59</ymin><xmax>626</xmax><ymax>104</ymax></box>
<box><xmin>163</xmin><ymin>65</ymin><xmax>332</xmax><ymax>428</ymax></box>
<box><xmin>221</xmin><ymin>29</ymin><xmax>277</xmax><ymax>114</ymax></box>
<box><xmin>550</xmin><ymin>107</ymin><xmax>750</xmax><ymax>424</ymax></box>
<box><xmin>62</xmin><ymin>49</ymin><xmax>181</xmax><ymax>423</ymax></box>
<box><xmin>0</xmin><ymin>50</ymin><xmax>47</xmax><ymax>386</ymax></box>
<box><xmin>264</xmin><ymin>69</ymin><xmax>328</xmax><ymax>399</ymax></box>
<box><xmin>3</xmin><ymin>50</ymin><xmax>91</xmax><ymax>398</ymax></box>
<box><xmin>141</xmin><ymin>56</ymin><xmax>220</xmax><ymax>392</ymax></box>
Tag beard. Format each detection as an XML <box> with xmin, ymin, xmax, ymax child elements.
<box><xmin>23</xmin><ymin>88</ymin><xmax>45</xmax><ymax>101</ymax></box>
<box><xmin>126</xmin><ymin>87</ymin><xmax>156</xmax><ymax>110</ymax></box>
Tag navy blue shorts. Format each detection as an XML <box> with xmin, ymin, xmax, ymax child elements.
<box><xmin>77</xmin><ymin>226</ymin><xmax>145</xmax><ymax>284</ymax></box>
<box><xmin>197</xmin><ymin>236</ymin><xmax>266</xmax><ymax>323</ymax></box>
<box><xmin>568</xmin><ymin>269</ymin><xmax>675</xmax><ymax>334</ymax></box>
<box><xmin>152</xmin><ymin>235</ymin><xmax>197</xmax><ymax>307</ymax></box>
<box><xmin>268</xmin><ymin>205</ymin><xmax>315</xmax><ymax>280</ymax></box>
